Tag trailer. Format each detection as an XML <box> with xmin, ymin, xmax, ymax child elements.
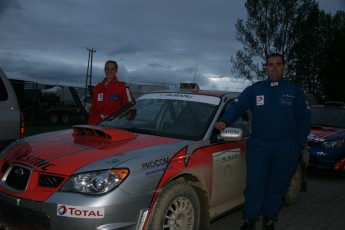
<box><xmin>21</xmin><ymin>85</ymin><xmax>87</xmax><ymax>124</ymax></box>
<box><xmin>45</xmin><ymin>87</ymin><xmax>88</xmax><ymax>123</ymax></box>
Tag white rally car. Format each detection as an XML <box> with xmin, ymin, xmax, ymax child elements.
<box><xmin>0</xmin><ymin>84</ymin><xmax>307</xmax><ymax>230</ymax></box>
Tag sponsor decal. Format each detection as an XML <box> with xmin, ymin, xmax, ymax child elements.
<box><xmin>308</xmin><ymin>128</ymin><xmax>345</xmax><ymax>142</ymax></box>
<box><xmin>138</xmin><ymin>93</ymin><xmax>220</xmax><ymax>105</ymax></box>
<box><xmin>97</xmin><ymin>93</ymin><xmax>104</xmax><ymax>101</ymax></box>
<box><xmin>109</xmin><ymin>93</ymin><xmax>120</xmax><ymax>101</ymax></box>
<box><xmin>142</xmin><ymin>157</ymin><xmax>170</xmax><ymax>176</ymax></box>
<box><xmin>308</xmin><ymin>134</ymin><xmax>325</xmax><ymax>142</ymax></box>
<box><xmin>146</xmin><ymin>167</ymin><xmax>167</xmax><ymax>175</ymax></box>
<box><xmin>165</xmin><ymin>93</ymin><xmax>193</xmax><ymax>99</ymax></box>
<box><xmin>213</xmin><ymin>149</ymin><xmax>241</xmax><ymax>163</ymax></box>
<box><xmin>142</xmin><ymin>157</ymin><xmax>169</xmax><ymax>170</ymax></box>
<box><xmin>256</xmin><ymin>95</ymin><xmax>264</xmax><ymax>106</ymax></box>
<box><xmin>15</xmin><ymin>154</ymin><xmax>55</xmax><ymax>171</ymax></box>
<box><xmin>57</xmin><ymin>204</ymin><xmax>104</xmax><ymax>219</ymax></box>
<box><xmin>107</xmin><ymin>159</ymin><xmax>119</xmax><ymax>164</ymax></box>
<box><xmin>283</xmin><ymin>94</ymin><xmax>294</xmax><ymax>98</ymax></box>
<box><xmin>222</xmin><ymin>129</ymin><xmax>240</xmax><ymax>135</ymax></box>
<box><xmin>280</xmin><ymin>96</ymin><xmax>294</xmax><ymax>106</ymax></box>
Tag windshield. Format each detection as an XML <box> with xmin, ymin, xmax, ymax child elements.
<box><xmin>311</xmin><ymin>107</ymin><xmax>345</xmax><ymax>128</ymax></box>
<box><xmin>100</xmin><ymin>93</ymin><xmax>220</xmax><ymax>140</ymax></box>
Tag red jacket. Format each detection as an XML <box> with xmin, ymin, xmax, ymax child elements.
<box><xmin>87</xmin><ymin>76</ymin><xmax>134</xmax><ymax>125</ymax></box>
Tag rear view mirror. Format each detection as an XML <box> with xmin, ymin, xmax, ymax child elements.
<box><xmin>218</xmin><ymin>127</ymin><xmax>243</xmax><ymax>142</ymax></box>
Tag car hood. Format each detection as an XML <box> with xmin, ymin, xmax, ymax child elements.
<box><xmin>3</xmin><ymin>125</ymin><xmax>181</xmax><ymax>175</ymax></box>
<box><xmin>308</xmin><ymin>125</ymin><xmax>345</xmax><ymax>142</ymax></box>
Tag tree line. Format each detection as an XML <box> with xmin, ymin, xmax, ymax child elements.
<box><xmin>231</xmin><ymin>0</ymin><xmax>345</xmax><ymax>103</ymax></box>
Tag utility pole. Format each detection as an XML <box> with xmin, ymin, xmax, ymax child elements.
<box><xmin>85</xmin><ymin>47</ymin><xmax>96</xmax><ymax>92</ymax></box>
<box><xmin>193</xmin><ymin>63</ymin><xmax>198</xmax><ymax>83</ymax></box>
<box><xmin>83</xmin><ymin>47</ymin><xmax>96</xmax><ymax>120</ymax></box>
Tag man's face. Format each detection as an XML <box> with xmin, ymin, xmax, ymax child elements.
<box><xmin>266</xmin><ymin>56</ymin><xmax>285</xmax><ymax>81</ymax></box>
<box><xmin>104</xmin><ymin>63</ymin><xmax>117</xmax><ymax>79</ymax></box>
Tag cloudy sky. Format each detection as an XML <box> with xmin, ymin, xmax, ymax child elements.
<box><xmin>1</xmin><ymin>0</ymin><xmax>344</xmax><ymax>92</ymax></box>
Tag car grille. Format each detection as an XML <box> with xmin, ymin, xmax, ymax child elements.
<box><xmin>6</xmin><ymin>165</ymin><xmax>31</xmax><ymax>190</ymax></box>
<box><xmin>308</xmin><ymin>142</ymin><xmax>320</xmax><ymax>147</ymax></box>
<box><xmin>39</xmin><ymin>174</ymin><xmax>65</xmax><ymax>187</ymax></box>
<box><xmin>5</xmin><ymin>165</ymin><xmax>65</xmax><ymax>191</ymax></box>
<box><xmin>309</xmin><ymin>156</ymin><xmax>317</xmax><ymax>164</ymax></box>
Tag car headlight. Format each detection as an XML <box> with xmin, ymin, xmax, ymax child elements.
<box><xmin>322</xmin><ymin>140</ymin><xmax>344</xmax><ymax>149</ymax></box>
<box><xmin>60</xmin><ymin>169</ymin><xmax>129</xmax><ymax>195</ymax></box>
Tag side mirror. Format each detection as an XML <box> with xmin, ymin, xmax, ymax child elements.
<box><xmin>218</xmin><ymin>127</ymin><xmax>243</xmax><ymax>142</ymax></box>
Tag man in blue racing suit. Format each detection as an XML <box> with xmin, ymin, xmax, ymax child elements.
<box><xmin>215</xmin><ymin>53</ymin><xmax>311</xmax><ymax>230</ymax></box>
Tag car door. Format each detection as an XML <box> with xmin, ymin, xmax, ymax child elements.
<box><xmin>208</xmin><ymin>100</ymin><xmax>251</xmax><ymax>217</ymax></box>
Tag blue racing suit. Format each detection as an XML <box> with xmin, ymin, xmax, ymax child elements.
<box><xmin>220</xmin><ymin>79</ymin><xmax>311</xmax><ymax>221</ymax></box>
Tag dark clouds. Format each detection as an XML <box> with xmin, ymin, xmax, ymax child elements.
<box><xmin>0</xmin><ymin>0</ymin><xmax>343</xmax><ymax>91</ymax></box>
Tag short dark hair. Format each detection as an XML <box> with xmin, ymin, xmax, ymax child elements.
<box><xmin>266</xmin><ymin>53</ymin><xmax>285</xmax><ymax>65</ymax></box>
<box><xmin>104</xmin><ymin>60</ymin><xmax>118</xmax><ymax>71</ymax></box>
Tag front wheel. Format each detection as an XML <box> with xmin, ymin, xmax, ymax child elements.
<box><xmin>148</xmin><ymin>179</ymin><xmax>200</xmax><ymax>230</ymax></box>
<box><xmin>284</xmin><ymin>164</ymin><xmax>302</xmax><ymax>206</ymax></box>
<box><xmin>61</xmin><ymin>112</ymin><xmax>70</xmax><ymax>123</ymax></box>
<box><xmin>48</xmin><ymin>111</ymin><xmax>59</xmax><ymax>123</ymax></box>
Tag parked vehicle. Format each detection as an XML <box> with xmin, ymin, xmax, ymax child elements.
<box><xmin>24</xmin><ymin>86</ymin><xmax>86</xmax><ymax>123</ymax></box>
<box><xmin>323</xmin><ymin>101</ymin><xmax>345</xmax><ymax>107</ymax></box>
<box><xmin>305</xmin><ymin>93</ymin><xmax>318</xmax><ymax>106</ymax></box>
<box><xmin>308</xmin><ymin>104</ymin><xmax>345</xmax><ymax>170</ymax></box>
<box><xmin>0</xmin><ymin>83</ymin><xmax>307</xmax><ymax>229</ymax></box>
<box><xmin>80</xmin><ymin>94</ymin><xmax>92</xmax><ymax>113</ymax></box>
<box><xmin>0</xmin><ymin>68</ymin><xmax>24</xmax><ymax>150</ymax></box>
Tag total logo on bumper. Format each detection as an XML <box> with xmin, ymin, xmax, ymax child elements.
<box><xmin>57</xmin><ymin>204</ymin><xmax>104</xmax><ymax>218</ymax></box>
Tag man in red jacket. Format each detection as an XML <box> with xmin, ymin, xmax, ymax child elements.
<box><xmin>87</xmin><ymin>60</ymin><xmax>134</xmax><ymax>125</ymax></box>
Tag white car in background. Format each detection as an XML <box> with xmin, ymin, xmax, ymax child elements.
<box><xmin>0</xmin><ymin>68</ymin><xmax>24</xmax><ymax>150</ymax></box>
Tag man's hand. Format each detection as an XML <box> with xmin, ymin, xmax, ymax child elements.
<box><xmin>214</xmin><ymin>121</ymin><xmax>227</xmax><ymax>131</ymax></box>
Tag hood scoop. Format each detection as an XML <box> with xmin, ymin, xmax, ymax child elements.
<box><xmin>72</xmin><ymin>125</ymin><xmax>137</xmax><ymax>146</ymax></box>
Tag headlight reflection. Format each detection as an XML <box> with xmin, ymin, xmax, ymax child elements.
<box><xmin>61</xmin><ymin>169</ymin><xmax>129</xmax><ymax>195</ymax></box>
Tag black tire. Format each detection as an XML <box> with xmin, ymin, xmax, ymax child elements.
<box><xmin>49</xmin><ymin>111</ymin><xmax>59</xmax><ymax>123</ymax></box>
<box><xmin>61</xmin><ymin>112</ymin><xmax>70</xmax><ymax>124</ymax></box>
<box><xmin>148</xmin><ymin>179</ymin><xmax>200</xmax><ymax>230</ymax></box>
<box><xmin>284</xmin><ymin>164</ymin><xmax>302</xmax><ymax>206</ymax></box>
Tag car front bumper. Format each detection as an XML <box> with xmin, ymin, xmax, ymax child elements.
<box><xmin>0</xmin><ymin>189</ymin><xmax>152</xmax><ymax>230</ymax></box>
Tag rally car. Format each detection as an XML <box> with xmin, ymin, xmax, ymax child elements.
<box><xmin>0</xmin><ymin>84</ymin><xmax>307</xmax><ymax>230</ymax></box>
<box><xmin>308</xmin><ymin>104</ymin><xmax>345</xmax><ymax>170</ymax></box>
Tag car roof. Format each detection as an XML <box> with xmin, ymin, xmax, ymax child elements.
<box><xmin>140</xmin><ymin>83</ymin><xmax>240</xmax><ymax>101</ymax></box>
<box><xmin>323</xmin><ymin>101</ymin><xmax>345</xmax><ymax>107</ymax></box>
<box><xmin>312</xmin><ymin>104</ymin><xmax>345</xmax><ymax>109</ymax></box>
<box><xmin>150</xmin><ymin>88</ymin><xmax>240</xmax><ymax>98</ymax></box>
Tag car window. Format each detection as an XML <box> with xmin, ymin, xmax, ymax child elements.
<box><xmin>102</xmin><ymin>97</ymin><xmax>218</xmax><ymax>140</ymax></box>
<box><xmin>221</xmin><ymin>99</ymin><xmax>252</xmax><ymax>137</ymax></box>
<box><xmin>311</xmin><ymin>107</ymin><xmax>345</xmax><ymax>128</ymax></box>
<box><xmin>305</xmin><ymin>93</ymin><xmax>318</xmax><ymax>106</ymax></box>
